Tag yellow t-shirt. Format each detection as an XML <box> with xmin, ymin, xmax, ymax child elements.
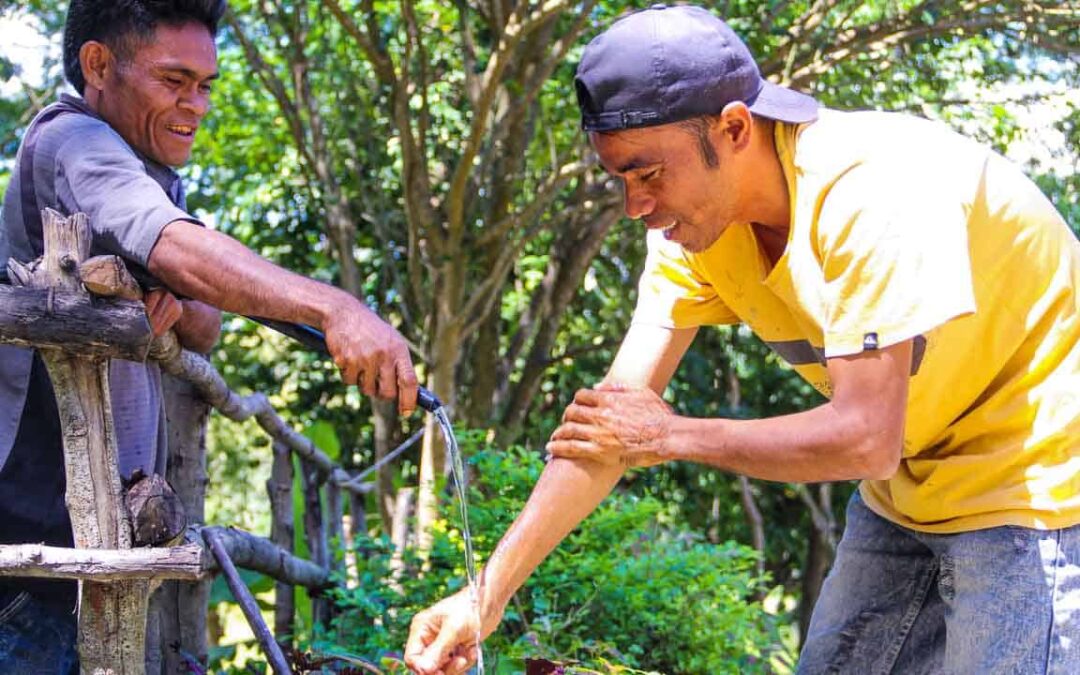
<box><xmin>634</xmin><ymin>109</ymin><xmax>1080</xmax><ymax>533</ymax></box>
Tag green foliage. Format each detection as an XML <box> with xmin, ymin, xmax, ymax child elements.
<box><xmin>209</xmin><ymin>567</ymin><xmax>274</xmax><ymax>609</ymax></box>
<box><xmin>325</xmin><ymin>439</ymin><xmax>785</xmax><ymax>673</ymax></box>
<box><xmin>2</xmin><ymin>2</ymin><xmax>1077</xmax><ymax>668</ymax></box>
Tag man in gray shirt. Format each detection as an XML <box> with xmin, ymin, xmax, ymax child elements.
<box><xmin>0</xmin><ymin>1</ymin><xmax>419</xmax><ymax>669</ymax></box>
<box><xmin>2</xmin><ymin>91</ymin><xmax>218</xmax><ymax>481</ymax></box>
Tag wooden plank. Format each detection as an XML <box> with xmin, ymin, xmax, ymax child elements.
<box><xmin>0</xmin><ymin>544</ymin><xmax>205</xmax><ymax>581</ymax></box>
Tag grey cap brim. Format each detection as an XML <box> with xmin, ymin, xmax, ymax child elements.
<box><xmin>747</xmin><ymin>80</ymin><xmax>819</xmax><ymax>124</ymax></box>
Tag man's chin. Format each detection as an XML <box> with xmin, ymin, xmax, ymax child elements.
<box><xmin>680</xmin><ymin>227</ymin><xmax>726</xmax><ymax>254</ymax></box>
<box><xmin>679</xmin><ymin>239</ymin><xmax>708</xmax><ymax>254</ymax></box>
<box><xmin>161</xmin><ymin>151</ymin><xmax>192</xmax><ymax>168</ymax></box>
<box><xmin>151</xmin><ymin>141</ymin><xmax>195</xmax><ymax>168</ymax></box>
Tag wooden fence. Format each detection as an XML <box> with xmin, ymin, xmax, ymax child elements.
<box><xmin>0</xmin><ymin>209</ymin><xmax>413</xmax><ymax>674</ymax></box>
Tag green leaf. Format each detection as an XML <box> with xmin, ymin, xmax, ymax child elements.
<box><xmin>303</xmin><ymin>419</ymin><xmax>341</xmax><ymax>462</ymax></box>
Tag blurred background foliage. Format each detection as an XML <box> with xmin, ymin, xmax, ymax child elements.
<box><xmin>1</xmin><ymin>0</ymin><xmax>1077</xmax><ymax>671</ymax></box>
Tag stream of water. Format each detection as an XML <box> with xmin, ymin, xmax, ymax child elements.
<box><xmin>433</xmin><ymin>407</ymin><xmax>485</xmax><ymax>675</ymax></box>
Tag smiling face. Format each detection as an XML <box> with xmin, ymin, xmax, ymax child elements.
<box><xmin>591</xmin><ymin>120</ymin><xmax>744</xmax><ymax>253</ymax></box>
<box><xmin>88</xmin><ymin>21</ymin><xmax>218</xmax><ymax>167</ymax></box>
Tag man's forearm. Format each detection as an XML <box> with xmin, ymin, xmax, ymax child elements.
<box><xmin>148</xmin><ymin>220</ymin><xmax>353</xmax><ymax>329</ymax></box>
<box><xmin>667</xmin><ymin>401</ymin><xmax>900</xmax><ymax>482</ymax></box>
<box><xmin>479</xmin><ymin>457</ymin><xmax>622</xmax><ymax>620</ymax></box>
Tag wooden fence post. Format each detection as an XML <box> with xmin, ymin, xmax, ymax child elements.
<box><xmin>148</xmin><ymin>371</ymin><xmax>213</xmax><ymax>674</ymax></box>
<box><xmin>21</xmin><ymin>209</ymin><xmax>147</xmax><ymax>673</ymax></box>
<box><xmin>300</xmin><ymin>458</ymin><xmax>331</xmax><ymax>628</ymax></box>
<box><xmin>0</xmin><ymin>208</ymin><xmax>402</xmax><ymax>672</ymax></box>
<box><xmin>267</xmin><ymin>440</ymin><xmax>296</xmax><ymax>644</ymax></box>
<box><xmin>327</xmin><ymin>482</ymin><xmax>344</xmax><ymax>569</ymax></box>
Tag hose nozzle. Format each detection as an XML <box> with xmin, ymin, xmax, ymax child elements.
<box><xmin>417</xmin><ymin>388</ymin><xmax>443</xmax><ymax>413</ymax></box>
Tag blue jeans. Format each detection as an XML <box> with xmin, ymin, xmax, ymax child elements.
<box><xmin>798</xmin><ymin>491</ymin><xmax>1080</xmax><ymax>674</ymax></box>
<box><xmin>0</xmin><ymin>591</ymin><xmax>78</xmax><ymax>674</ymax></box>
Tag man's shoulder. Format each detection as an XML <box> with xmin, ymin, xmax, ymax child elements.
<box><xmin>798</xmin><ymin>109</ymin><xmax>974</xmax><ymax>167</ymax></box>
<box><xmin>807</xmin><ymin>108</ymin><xmax>946</xmax><ymax>136</ymax></box>
<box><xmin>33</xmin><ymin>103</ymin><xmax>136</xmax><ymax>163</ymax></box>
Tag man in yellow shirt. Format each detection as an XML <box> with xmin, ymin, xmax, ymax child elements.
<box><xmin>406</xmin><ymin>5</ymin><xmax>1080</xmax><ymax>673</ymax></box>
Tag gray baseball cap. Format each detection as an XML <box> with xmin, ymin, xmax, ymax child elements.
<box><xmin>575</xmin><ymin>4</ymin><xmax>819</xmax><ymax>131</ymax></box>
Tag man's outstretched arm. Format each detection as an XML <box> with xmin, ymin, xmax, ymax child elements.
<box><xmin>403</xmin><ymin>323</ymin><xmax>698</xmax><ymax>675</ymax></box>
<box><xmin>550</xmin><ymin>339</ymin><xmax>913</xmax><ymax>482</ymax></box>
<box><xmin>147</xmin><ymin>219</ymin><xmax>418</xmax><ymax>413</ymax></box>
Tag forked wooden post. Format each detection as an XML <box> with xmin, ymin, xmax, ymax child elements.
<box><xmin>36</xmin><ymin>209</ymin><xmax>142</xmax><ymax>673</ymax></box>
<box><xmin>0</xmin><ymin>209</ymin><xmax>201</xmax><ymax>675</ymax></box>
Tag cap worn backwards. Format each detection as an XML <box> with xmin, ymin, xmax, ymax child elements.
<box><xmin>575</xmin><ymin>4</ymin><xmax>819</xmax><ymax>132</ymax></box>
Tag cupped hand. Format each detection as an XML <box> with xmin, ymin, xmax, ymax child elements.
<box><xmin>405</xmin><ymin>590</ymin><xmax>495</xmax><ymax>675</ymax></box>
<box><xmin>322</xmin><ymin>303</ymin><xmax>419</xmax><ymax>415</ymax></box>
<box><xmin>143</xmin><ymin>288</ymin><xmax>184</xmax><ymax>338</ymax></box>
<box><xmin>546</xmin><ymin>383</ymin><xmax>674</xmax><ymax>467</ymax></box>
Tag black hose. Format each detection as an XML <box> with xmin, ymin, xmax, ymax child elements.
<box><xmin>245</xmin><ymin>316</ymin><xmax>443</xmax><ymax>413</ymax></box>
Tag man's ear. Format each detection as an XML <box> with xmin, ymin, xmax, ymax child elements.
<box><xmin>717</xmin><ymin>101</ymin><xmax>753</xmax><ymax>151</ymax></box>
<box><xmin>79</xmin><ymin>41</ymin><xmax>113</xmax><ymax>92</ymax></box>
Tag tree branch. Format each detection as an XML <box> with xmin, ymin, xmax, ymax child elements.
<box><xmin>476</xmin><ymin>159</ymin><xmax>591</xmax><ymax>248</ymax></box>
<box><xmin>445</xmin><ymin>0</ymin><xmax>576</xmax><ymax>243</ymax></box>
<box><xmin>0</xmin><ymin>543</ymin><xmax>204</xmax><ymax>582</ymax></box>
<box><xmin>202</xmin><ymin>526</ymin><xmax>331</xmax><ymax>590</ymax></box>
<box><xmin>226</xmin><ymin>10</ymin><xmax>317</xmax><ymax>174</ymax></box>
<box><xmin>793</xmin><ymin>483</ymin><xmax>837</xmax><ymax>553</ymax></box>
<box><xmin>148</xmin><ymin>333</ymin><xmax>375</xmax><ymax>498</ymax></box>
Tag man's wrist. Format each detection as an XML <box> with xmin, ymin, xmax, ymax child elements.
<box><xmin>661</xmin><ymin>414</ymin><xmax>718</xmax><ymax>464</ymax></box>
<box><xmin>309</xmin><ymin>284</ymin><xmax>359</xmax><ymax>330</ymax></box>
<box><xmin>476</xmin><ymin>565</ymin><xmax>518</xmax><ymax>632</ymax></box>
<box><xmin>659</xmin><ymin>414</ymin><xmax>686</xmax><ymax>463</ymax></box>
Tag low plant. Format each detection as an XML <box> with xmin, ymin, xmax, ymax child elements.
<box><xmin>323</xmin><ymin>436</ymin><xmax>785</xmax><ymax>674</ymax></box>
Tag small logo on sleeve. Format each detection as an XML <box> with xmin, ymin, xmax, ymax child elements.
<box><xmin>863</xmin><ymin>332</ymin><xmax>879</xmax><ymax>350</ymax></box>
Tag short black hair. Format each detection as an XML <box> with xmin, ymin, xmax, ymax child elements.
<box><xmin>63</xmin><ymin>0</ymin><xmax>227</xmax><ymax>94</ymax></box>
<box><xmin>676</xmin><ymin>116</ymin><xmax>722</xmax><ymax>169</ymax></box>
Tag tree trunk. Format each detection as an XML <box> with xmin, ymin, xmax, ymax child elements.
<box><xmin>799</xmin><ymin>484</ymin><xmax>836</xmax><ymax>645</ymax></box>
<box><xmin>800</xmin><ymin>518</ymin><xmax>831</xmax><ymax>645</ymax></box>
<box><xmin>372</xmin><ymin>398</ymin><xmax>398</xmax><ymax>536</ymax></box>
<box><xmin>415</xmin><ymin>319</ymin><xmax>461</xmax><ymax>554</ymax></box>
<box><xmin>325</xmin><ymin>481</ymin><xmax>343</xmax><ymax>627</ymax></box>
<box><xmin>344</xmin><ymin>491</ymin><xmax>365</xmax><ymax>586</ymax></box>
<box><xmin>497</xmin><ymin>206</ymin><xmax>620</xmax><ymax>439</ymax></box>
<box><xmin>738</xmin><ymin>475</ymin><xmax>767</xmax><ymax>585</ymax></box>
<box><xmin>463</xmin><ymin>309</ymin><xmax>501</xmax><ymax>426</ymax></box>
<box><xmin>389</xmin><ymin>487</ymin><xmax>415</xmax><ymax>581</ymax></box>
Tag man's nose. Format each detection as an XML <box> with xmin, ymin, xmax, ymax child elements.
<box><xmin>180</xmin><ymin>90</ymin><xmax>211</xmax><ymax>118</ymax></box>
<box><xmin>623</xmin><ymin>183</ymin><xmax>655</xmax><ymax>220</ymax></box>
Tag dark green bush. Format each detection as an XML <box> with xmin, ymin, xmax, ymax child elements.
<box><xmin>324</xmin><ymin>437</ymin><xmax>782</xmax><ymax>673</ymax></box>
